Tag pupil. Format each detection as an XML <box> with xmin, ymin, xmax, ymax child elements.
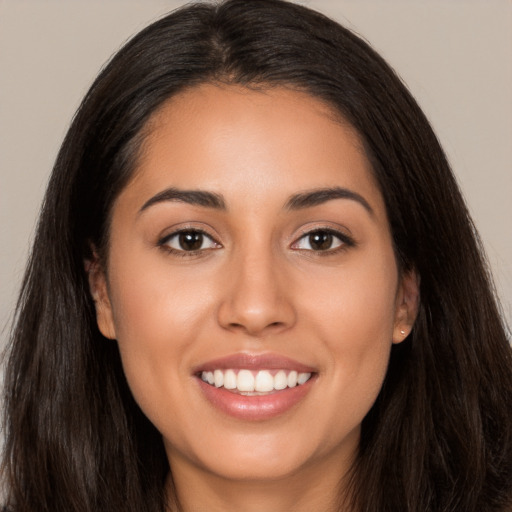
<box><xmin>309</xmin><ymin>231</ymin><xmax>332</xmax><ymax>250</ymax></box>
<box><xmin>179</xmin><ymin>232</ymin><xmax>203</xmax><ymax>251</ymax></box>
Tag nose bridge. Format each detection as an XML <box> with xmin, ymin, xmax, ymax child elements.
<box><xmin>238</xmin><ymin>248</ymin><xmax>278</xmax><ymax>304</ymax></box>
<box><xmin>217</xmin><ymin>239</ymin><xmax>295</xmax><ymax>335</ymax></box>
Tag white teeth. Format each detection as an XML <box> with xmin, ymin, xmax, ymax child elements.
<box><xmin>274</xmin><ymin>370</ymin><xmax>288</xmax><ymax>390</ymax></box>
<box><xmin>297</xmin><ymin>372</ymin><xmax>310</xmax><ymax>385</ymax></box>
<box><xmin>287</xmin><ymin>370</ymin><xmax>298</xmax><ymax>388</ymax></box>
<box><xmin>214</xmin><ymin>369</ymin><xmax>224</xmax><ymax>388</ymax></box>
<box><xmin>223</xmin><ymin>369</ymin><xmax>237</xmax><ymax>390</ymax></box>
<box><xmin>200</xmin><ymin>369</ymin><xmax>312</xmax><ymax>393</ymax></box>
<box><xmin>237</xmin><ymin>369</ymin><xmax>255</xmax><ymax>392</ymax></box>
<box><xmin>254</xmin><ymin>370</ymin><xmax>274</xmax><ymax>392</ymax></box>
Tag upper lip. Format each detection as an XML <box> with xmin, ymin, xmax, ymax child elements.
<box><xmin>192</xmin><ymin>352</ymin><xmax>317</xmax><ymax>374</ymax></box>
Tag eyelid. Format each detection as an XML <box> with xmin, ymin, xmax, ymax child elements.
<box><xmin>157</xmin><ymin>225</ymin><xmax>222</xmax><ymax>255</ymax></box>
<box><xmin>158</xmin><ymin>228</ymin><xmax>216</xmax><ymax>245</ymax></box>
<box><xmin>290</xmin><ymin>225</ymin><xmax>356</xmax><ymax>251</ymax></box>
<box><xmin>157</xmin><ymin>221</ymin><xmax>220</xmax><ymax>243</ymax></box>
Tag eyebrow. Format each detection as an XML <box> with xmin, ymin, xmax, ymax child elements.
<box><xmin>138</xmin><ymin>185</ymin><xmax>373</xmax><ymax>216</ymax></box>
<box><xmin>139</xmin><ymin>187</ymin><xmax>226</xmax><ymax>214</ymax></box>
<box><xmin>285</xmin><ymin>187</ymin><xmax>374</xmax><ymax>215</ymax></box>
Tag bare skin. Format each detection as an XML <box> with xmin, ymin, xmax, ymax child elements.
<box><xmin>89</xmin><ymin>84</ymin><xmax>418</xmax><ymax>511</ymax></box>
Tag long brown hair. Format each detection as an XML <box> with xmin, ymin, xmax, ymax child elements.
<box><xmin>3</xmin><ymin>1</ymin><xmax>511</xmax><ymax>511</ymax></box>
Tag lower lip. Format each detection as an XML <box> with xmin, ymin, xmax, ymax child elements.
<box><xmin>197</xmin><ymin>376</ymin><xmax>315</xmax><ymax>421</ymax></box>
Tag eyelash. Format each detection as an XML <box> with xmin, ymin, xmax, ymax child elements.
<box><xmin>158</xmin><ymin>227</ymin><xmax>355</xmax><ymax>257</ymax></box>
<box><xmin>292</xmin><ymin>227</ymin><xmax>356</xmax><ymax>255</ymax></box>
<box><xmin>158</xmin><ymin>229</ymin><xmax>220</xmax><ymax>257</ymax></box>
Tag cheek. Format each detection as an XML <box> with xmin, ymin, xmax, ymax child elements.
<box><xmin>109</xmin><ymin>251</ymin><xmax>217</xmax><ymax>339</ymax></box>
<box><xmin>298</xmin><ymin>250</ymin><xmax>399</xmax><ymax>413</ymax></box>
<box><xmin>105</xmin><ymin>254</ymin><xmax>218</xmax><ymax>409</ymax></box>
<box><xmin>301</xmin><ymin>248</ymin><xmax>398</xmax><ymax>338</ymax></box>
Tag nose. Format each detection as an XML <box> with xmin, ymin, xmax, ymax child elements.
<box><xmin>216</xmin><ymin>251</ymin><xmax>296</xmax><ymax>337</ymax></box>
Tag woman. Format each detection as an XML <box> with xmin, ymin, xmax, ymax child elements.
<box><xmin>2</xmin><ymin>0</ymin><xmax>511</xmax><ymax>510</ymax></box>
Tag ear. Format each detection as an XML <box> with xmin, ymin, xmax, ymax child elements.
<box><xmin>85</xmin><ymin>252</ymin><xmax>117</xmax><ymax>340</ymax></box>
<box><xmin>392</xmin><ymin>270</ymin><xmax>420</xmax><ymax>344</ymax></box>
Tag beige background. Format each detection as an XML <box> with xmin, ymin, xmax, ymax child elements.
<box><xmin>1</xmin><ymin>0</ymin><xmax>511</xmax><ymax>370</ymax></box>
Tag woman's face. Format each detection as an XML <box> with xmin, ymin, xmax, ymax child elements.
<box><xmin>91</xmin><ymin>84</ymin><xmax>417</xmax><ymax>488</ymax></box>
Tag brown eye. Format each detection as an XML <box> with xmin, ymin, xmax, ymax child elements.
<box><xmin>293</xmin><ymin>229</ymin><xmax>349</xmax><ymax>252</ymax></box>
<box><xmin>162</xmin><ymin>230</ymin><xmax>220</xmax><ymax>252</ymax></box>
<box><xmin>179</xmin><ymin>232</ymin><xmax>204</xmax><ymax>251</ymax></box>
<box><xmin>308</xmin><ymin>231</ymin><xmax>334</xmax><ymax>251</ymax></box>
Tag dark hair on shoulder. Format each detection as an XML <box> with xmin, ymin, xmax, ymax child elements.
<box><xmin>2</xmin><ymin>1</ymin><xmax>511</xmax><ymax>511</ymax></box>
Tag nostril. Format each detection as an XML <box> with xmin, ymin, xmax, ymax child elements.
<box><xmin>217</xmin><ymin>292</ymin><xmax>297</xmax><ymax>335</ymax></box>
<box><xmin>225</xmin><ymin>320</ymin><xmax>287</xmax><ymax>336</ymax></box>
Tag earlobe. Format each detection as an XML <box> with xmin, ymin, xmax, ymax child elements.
<box><xmin>85</xmin><ymin>253</ymin><xmax>117</xmax><ymax>340</ymax></box>
<box><xmin>392</xmin><ymin>270</ymin><xmax>420</xmax><ymax>344</ymax></box>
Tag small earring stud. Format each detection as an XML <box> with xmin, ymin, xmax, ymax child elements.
<box><xmin>400</xmin><ymin>329</ymin><xmax>406</xmax><ymax>336</ymax></box>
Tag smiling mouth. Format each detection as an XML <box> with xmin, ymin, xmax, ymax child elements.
<box><xmin>200</xmin><ymin>369</ymin><xmax>312</xmax><ymax>395</ymax></box>
<box><xmin>194</xmin><ymin>353</ymin><xmax>317</xmax><ymax>420</ymax></box>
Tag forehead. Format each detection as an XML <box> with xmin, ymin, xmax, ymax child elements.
<box><xmin>120</xmin><ymin>84</ymin><xmax>385</xmax><ymax>214</ymax></box>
